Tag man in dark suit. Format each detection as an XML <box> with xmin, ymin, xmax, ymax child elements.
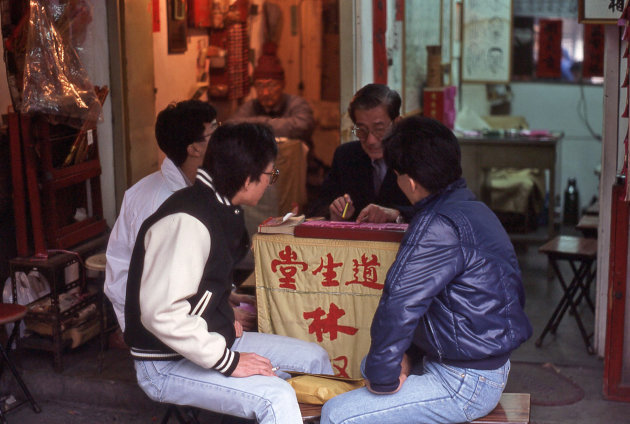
<box><xmin>308</xmin><ymin>84</ymin><xmax>411</xmax><ymax>223</ymax></box>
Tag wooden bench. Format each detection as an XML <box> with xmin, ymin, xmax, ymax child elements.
<box><xmin>469</xmin><ymin>393</ymin><xmax>530</xmax><ymax>423</ymax></box>
<box><xmin>299</xmin><ymin>392</ymin><xmax>531</xmax><ymax>423</ymax></box>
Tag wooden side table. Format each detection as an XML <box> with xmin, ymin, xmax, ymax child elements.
<box><xmin>536</xmin><ymin>236</ymin><xmax>597</xmax><ymax>354</ymax></box>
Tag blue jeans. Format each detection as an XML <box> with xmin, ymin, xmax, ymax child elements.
<box><xmin>134</xmin><ymin>331</ymin><xmax>332</xmax><ymax>424</ymax></box>
<box><xmin>321</xmin><ymin>358</ymin><xmax>510</xmax><ymax>424</ymax></box>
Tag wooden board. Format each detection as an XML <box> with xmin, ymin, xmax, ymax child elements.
<box><xmin>470</xmin><ymin>393</ymin><xmax>530</xmax><ymax>424</ymax></box>
<box><xmin>294</xmin><ymin>221</ymin><xmax>407</xmax><ymax>243</ymax></box>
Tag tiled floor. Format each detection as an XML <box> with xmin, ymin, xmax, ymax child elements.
<box><xmin>3</xmin><ymin>233</ymin><xmax>630</xmax><ymax>423</ymax></box>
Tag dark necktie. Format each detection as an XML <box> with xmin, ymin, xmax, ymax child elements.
<box><xmin>373</xmin><ymin>159</ymin><xmax>386</xmax><ymax>195</ymax></box>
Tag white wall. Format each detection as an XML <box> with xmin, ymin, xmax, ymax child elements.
<box><xmin>460</xmin><ymin>81</ymin><xmax>604</xmax><ymax>212</ymax></box>
<box><xmin>510</xmin><ymin>82</ymin><xmax>604</xmax><ymax>211</ymax></box>
<box><xmin>153</xmin><ymin>1</ymin><xmax>209</xmax><ymax>116</ymax></box>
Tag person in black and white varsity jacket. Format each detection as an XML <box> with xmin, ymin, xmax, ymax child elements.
<box><xmin>124</xmin><ymin>123</ymin><xmax>332</xmax><ymax>423</ymax></box>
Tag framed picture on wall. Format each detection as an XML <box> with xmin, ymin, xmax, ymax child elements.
<box><xmin>167</xmin><ymin>0</ymin><xmax>187</xmax><ymax>54</ymax></box>
<box><xmin>461</xmin><ymin>0</ymin><xmax>513</xmax><ymax>83</ymax></box>
<box><xmin>578</xmin><ymin>0</ymin><xmax>623</xmax><ymax>24</ymax></box>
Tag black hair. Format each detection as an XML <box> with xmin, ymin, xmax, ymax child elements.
<box><xmin>202</xmin><ymin>123</ymin><xmax>278</xmax><ymax>199</ymax></box>
<box><xmin>348</xmin><ymin>84</ymin><xmax>401</xmax><ymax>123</ymax></box>
<box><xmin>383</xmin><ymin>116</ymin><xmax>462</xmax><ymax>193</ymax></box>
<box><xmin>155</xmin><ymin>100</ymin><xmax>217</xmax><ymax>166</ymax></box>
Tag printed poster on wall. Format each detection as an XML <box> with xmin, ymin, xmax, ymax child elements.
<box><xmin>462</xmin><ymin>0</ymin><xmax>513</xmax><ymax>83</ymax></box>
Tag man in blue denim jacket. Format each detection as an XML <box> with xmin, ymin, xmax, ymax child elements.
<box><xmin>321</xmin><ymin>116</ymin><xmax>532</xmax><ymax>424</ymax></box>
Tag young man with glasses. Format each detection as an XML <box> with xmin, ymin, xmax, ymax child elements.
<box><xmin>229</xmin><ymin>42</ymin><xmax>315</xmax><ymax>146</ymax></box>
<box><xmin>105</xmin><ymin>100</ymin><xmax>256</xmax><ymax>342</ymax></box>
<box><xmin>125</xmin><ymin>123</ymin><xmax>332</xmax><ymax>423</ymax></box>
<box><xmin>308</xmin><ymin>84</ymin><xmax>412</xmax><ymax>222</ymax></box>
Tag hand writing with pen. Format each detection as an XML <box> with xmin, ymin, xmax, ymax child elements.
<box><xmin>330</xmin><ymin>194</ymin><xmax>402</xmax><ymax>223</ymax></box>
<box><xmin>330</xmin><ymin>194</ymin><xmax>355</xmax><ymax>221</ymax></box>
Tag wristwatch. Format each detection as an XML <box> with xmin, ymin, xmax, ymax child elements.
<box><xmin>395</xmin><ymin>214</ymin><xmax>404</xmax><ymax>224</ymax></box>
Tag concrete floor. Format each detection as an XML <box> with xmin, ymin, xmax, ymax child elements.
<box><xmin>3</xmin><ymin>234</ymin><xmax>630</xmax><ymax>423</ymax></box>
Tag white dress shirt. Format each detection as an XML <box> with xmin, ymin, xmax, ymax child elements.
<box><xmin>104</xmin><ymin>158</ymin><xmax>188</xmax><ymax>331</ymax></box>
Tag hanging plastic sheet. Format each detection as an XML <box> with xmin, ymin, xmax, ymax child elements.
<box><xmin>20</xmin><ymin>0</ymin><xmax>101</xmax><ymax>128</ymax></box>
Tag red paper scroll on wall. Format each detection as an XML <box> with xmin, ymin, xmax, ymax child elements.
<box><xmin>373</xmin><ymin>0</ymin><xmax>387</xmax><ymax>84</ymax></box>
<box><xmin>536</xmin><ymin>19</ymin><xmax>562</xmax><ymax>79</ymax></box>
<box><xmin>583</xmin><ymin>24</ymin><xmax>605</xmax><ymax>78</ymax></box>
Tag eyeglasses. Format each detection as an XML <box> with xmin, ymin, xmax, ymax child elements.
<box><xmin>262</xmin><ymin>168</ymin><xmax>280</xmax><ymax>185</ymax></box>
<box><xmin>254</xmin><ymin>80</ymin><xmax>282</xmax><ymax>91</ymax></box>
<box><xmin>351</xmin><ymin>122</ymin><xmax>392</xmax><ymax>141</ymax></box>
<box><xmin>198</xmin><ymin>120</ymin><xmax>221</xmax><ymax>142</ymax></box>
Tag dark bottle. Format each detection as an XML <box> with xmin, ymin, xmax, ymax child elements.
<box><xmin>563</xmin><ymin>177</ymin><xmax>580</xmax><ymax>226</ymax></box>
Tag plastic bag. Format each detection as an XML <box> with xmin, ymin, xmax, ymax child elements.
<box><xmin>2</xmin><ymin>271</ymin><xmax>49</xmax><ymax>306</ymax></box>
<box><xmin>2</xmin><ymin>271</ymin><xmax>50</xmax><ymax>339</ymax></box>
<box><xmin>20</xmin><ymin>0</ymin><xmax>101</xmax><ymax>128</ymax></box>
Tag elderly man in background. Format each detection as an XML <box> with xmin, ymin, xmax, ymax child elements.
<box><xmin>229</xmin><ymin>42</ymin><xmax>315</xmax><ymax>146</ymax></box>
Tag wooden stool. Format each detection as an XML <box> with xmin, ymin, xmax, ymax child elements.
<box><xmin>298</xmin><ymin>393</ymin><xmax>530</xmax><ymax>423</ymax></box>
<box><xmin>0</xmin><ymin>303</ymin><xmax>41</xmax><ymax>422</ymax></box>
<box><xmin>536</xmin><ymin>236</ymin><xmax>597</xmax><ymax>354</ymax></box>
<box><xmin>469</xmin><ymin>393</ymin><xmax>530</xmax><ymax>423</ymax></box>
<box><xmin>85</xmin><ymin>253</ymin><xmax>107</xmax><ymax>273</ymax></box>
<box><xmin>300</xmin><ymin>403</ymin><xmax>322</xmax><ymax>423</ymax></box>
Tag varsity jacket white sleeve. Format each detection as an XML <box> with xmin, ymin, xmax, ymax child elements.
<box><xmin>138</xmin><ymin>212</ymin><xmax>237</xmax><ymax>372</ymax></box>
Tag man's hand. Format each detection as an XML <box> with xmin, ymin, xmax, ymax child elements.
<box><xmin>231</xmin><ymin>352</ymin><xmax>276</xmax><ymax>378</ymax></box>
<box><xmin>400</xmin><ymin>353</ymin><xmax>411</xmax><ymax>378</ymax></box>
<box><xmin>366</xmin><ymin>354</ymin><xmax>411</xmax><ymax>395</ymax></box>
<box><xmin>233</xmin><ymin>306</ymin><xmax>257</xmax><ymax>331</ymax></box>
<box><xmin>356</xmin><ymin>204</ymin><xmax>400</xmax><ymax>224</ymax></box>
<box><xmin>330</xmin><ymin>194</ymin><xmax>354</xmax><ymax>221</ymax></box>
<box><xmin>229</xmin><ymin>292</ymin><xmax>257</xmax><ymax>331</ymax></box>
<box><xmin>234</xmin><ymin>319</ymin><xmax>243</xmax><ymax>338</ymax></box>
<box><xmin>229</xmin><ymin>292</ymin><xmax>256</xmax><ymax>308</ymax></box>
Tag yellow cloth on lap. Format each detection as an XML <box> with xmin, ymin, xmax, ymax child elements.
<box><xmin>287</xmin><ymin>374</ymin><xmax>365</xmax><ymax>405</ymax></box>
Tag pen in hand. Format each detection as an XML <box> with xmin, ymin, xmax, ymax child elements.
<box><xmin>341</xmin><ymin>195</ymin><xmax>351</xmax><ymax>219</ymax></box>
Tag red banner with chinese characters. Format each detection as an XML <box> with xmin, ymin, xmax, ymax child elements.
<box><xmin>373</xmin><ymin>0</ymin><xmax>387</xmax><ymax>84</ymax></box>
<box><xmin>536</xmin><ymin>19</ymin><xmax>562</xmax><ymax>79</ymax></box>
<box><xmin>254</xmin><ymin>234</ymin><xmax>399</xmax><ymax>378</ymax></box>
<box><xmin>583</xmin><ymin>24</ymin><xmax>605</xmax><ymax>78</ymax></box>
<box><xmin>152</xmin><ymin>0</ymin><xmax>160</xmax><ymax>32</ymax></box>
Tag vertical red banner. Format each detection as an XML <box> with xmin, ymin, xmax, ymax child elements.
<box><xmin>395</xmin><ymin>0</ymin><xmax>404</xmax><ymax>21</ymax></box>
<box><xmin>153</xmin><ymin>0</ymin><xmax>160</xmax><ymax>32</ymax></box>
<box><xmin>536</xmin><ymin>19</ymin><xmax>562</xmax><ymax>79</ymax></box>
<box><xmin>373</xmin><ymin>0</ymin><xmax>387</xmax><ymax>84</ymax></box>
<box><xmin>582</xmin><ymin>24</ymin><xmax>605</xmax><ymax>78</ymax></box>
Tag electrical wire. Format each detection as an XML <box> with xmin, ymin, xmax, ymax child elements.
<box><xmin>577</xmin><ymin>80</ymin><xmax>603</xmax><ymax>142</ymax></box>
